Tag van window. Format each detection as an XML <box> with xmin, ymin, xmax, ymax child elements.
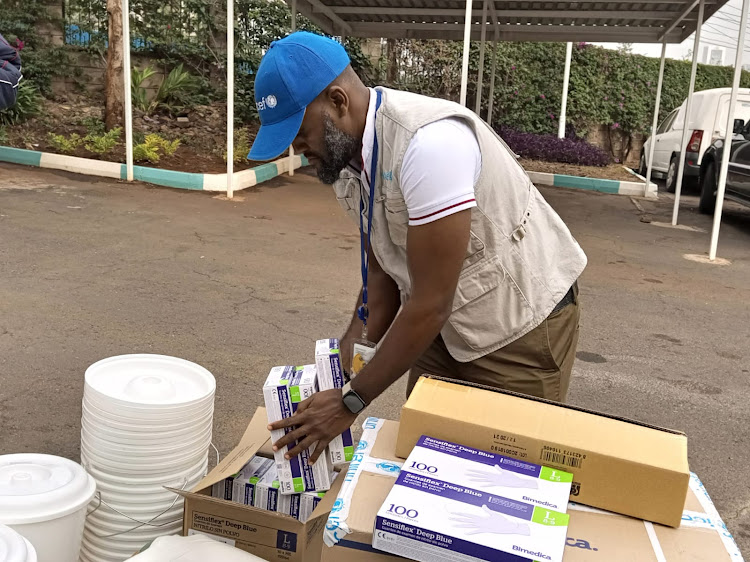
<box><xmin>657</xmin><ymin>110</ymin><xmax>679</xmax><ymax>134</ymax></box>
<box><xmin>714</xmin><ymin>96</ymin><xmax>750</xmax><ymax>137</ymax></box>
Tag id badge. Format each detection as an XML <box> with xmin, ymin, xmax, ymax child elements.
<box><xmin>350</xmin><ymin>339</ymin><xmax>377</xmax><ymax>378</ymax></box>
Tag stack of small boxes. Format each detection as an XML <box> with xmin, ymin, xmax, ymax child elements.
<box><xmin>212</xmin><ymin>339</ymin><xmax>354</xmax><ymax>523</ymax></box>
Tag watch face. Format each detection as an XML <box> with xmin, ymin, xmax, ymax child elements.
<box><xmin>343</xmin><ymin>392</ymin><xmax>365</xmax><ymax>414</ymax></box>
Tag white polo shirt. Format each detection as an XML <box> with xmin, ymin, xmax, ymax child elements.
<box><xmin>360</xmin><ymin>88</ymin><xmax>481</xmax><ymax>226</ymax></box>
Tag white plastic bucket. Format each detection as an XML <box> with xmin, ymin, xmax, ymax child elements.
<box><xmin>0</xmin><ymin>454</ymin><xmax>96</xmax><ymax>562</ymax></box>
<box><xmin>80</xmin><ymin>454</ymin><xmax>207</xmax><ymax>484</ymax></box>
<box><xmin>80</xmin><ymin>441</ymin><xmax>209</xmax><ymax>471</ymax></box>
<box><xmin>81</xmin><ymin>405</ymin><xmax>214</xmax><ymax>435</ymax></box>
<box><xmin>81</xmin><ymin>414</ymin><xmax>213</xmax><ymax>442</ymax></box>
<box><xmin>84</xmin><ymin>354</ymin><xmax>216</xmax><ymax>407</ymax></box>
<box><xmin>82</xmin><ymin>393</ymin><xmax>214</xmax><ymax>421</ymax></box>
<box><xmin>0</xmin><ymin>524</ymin><xmax>37</xmax><ymax>562</ymax></box>
<box><xmin>80</xmin><ymin>423</ymin><xmax>213</xmax><ymax>452</ymax></box>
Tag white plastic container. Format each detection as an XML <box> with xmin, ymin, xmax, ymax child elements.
<box><xmin>81</xmin><ymin>354</ymin><xmax>216</xmax><ymax>561</ymax></box>
<box><xmin>84</xmin><ymin>354</ymin><xmax>216</xmax><ymax>407</ymax></box>
<box><xmin>0</xmin><ymin>454</ymin><xmax>96</xmax><ymax>562</ymax></box>
<box><xmin>0</xmin><ymin>524</ymin><xmax>37</xmax><ymax>562</ymax></box>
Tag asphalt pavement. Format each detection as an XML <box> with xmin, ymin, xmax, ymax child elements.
<box><xmin>0</xmin><ymin>163</ymin><xmax>748</xmax><ymax>555</ymax></box>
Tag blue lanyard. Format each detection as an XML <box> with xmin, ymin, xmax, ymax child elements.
<box><xmin>357</xmin><ymin>90</ymin><xmax>382</xmax><ymax>332</ymax></box>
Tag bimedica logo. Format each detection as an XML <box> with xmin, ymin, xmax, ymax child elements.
<box><xmin>512</xmin><ymin>546</ymin><xmax>551</xmax><ymax>560</ymax></box>
<box><xmin>387</xmin><ymin>504</ymin><xmax>418</xmax><ymax>519</ymax></box>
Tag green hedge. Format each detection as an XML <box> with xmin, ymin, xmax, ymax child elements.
<box><xmin>472</xmin><ymin>42</ymin><xmax>750</xmax><ymax>137</ymax></box>
<box><xmin>393</xmin><ymin>40</ymin><xmax>750</xmax><ymax>140</ymax></box>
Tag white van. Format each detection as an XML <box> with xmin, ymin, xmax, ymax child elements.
<box><xmin>639</xmin><ymin>87</ymin><xmax>750</xmax><ymax>192</ymax></box>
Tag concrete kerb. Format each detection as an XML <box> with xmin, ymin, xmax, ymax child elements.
<box><xmin>527</xmin><ymin>169</ymin><xmax>658</xmax><ymax>198</ymax></box>
<box><xmin>0</xmin><ymin>146</ymin><xmax>308</xmax><ymax>192</ymax></box>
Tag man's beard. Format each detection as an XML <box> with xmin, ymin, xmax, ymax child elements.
<box><xmin>316</xmin><ymin>113</ymin><xmax>360</xmax><ymax>185</ymax></box>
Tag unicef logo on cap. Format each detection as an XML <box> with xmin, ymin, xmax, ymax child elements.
<box><xmin>256</xmin><ymin>95</ymin><xmax>278</xmax><ymax>112</ymax></box>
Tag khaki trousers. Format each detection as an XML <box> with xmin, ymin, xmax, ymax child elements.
<box><xmin>407</xmin><ymin>291</ymin><xmax>581</xmax><ymax>402</ymax></box>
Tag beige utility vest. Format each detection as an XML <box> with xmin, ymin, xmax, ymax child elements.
<box><xmin>333</xmin><ymin>87</ymin><xmax>587</xmax><ymax>362</ymax></box>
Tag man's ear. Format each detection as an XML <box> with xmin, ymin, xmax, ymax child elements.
<box><xmin>325</xmin><ymin>85</ymin><xmax>350</xmax><ymax>119</ymax></box>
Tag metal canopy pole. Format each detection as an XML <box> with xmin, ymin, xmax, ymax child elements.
<box><xmin>645</xmin><ymin>41</ymin><xmax>667</xmax><ymax>197</ymax></box>
<box><xmin>672</xmin><ymin>0</ymin><xmax>704</xmax><ymax>225</ymax></box>
<box><xmin>487</xmin><ymin>29</ymin><xmax>498</xmax><ymax>125</ymax></box>
<box><xmin>459</xmin><ymin>0</ymin><xmax>474</xmax><ymax>107</ymax></box>
<box><xmin>709</xmin><ymin>0</ymin><xmax>750</xmax><ymax>260</ymax></box>
<box><xmin>474</xmin><ymin>0</ymin><xmax>488</xmax><ymax>114</ymax></box>
<box><xmin>558</xmin><ymin>42</ymin><xmax>572</xmax><ymax>139</ymax></box>
<box><xmin>122</xmin><ymin>0</ymin><xmax>133</xmax><ymax>181</ymax></box>
<box><xmin>226</xmin><ymin>0</ymin><xmax>234</xmax><ymax>198</ymax></box>
<box><xmin>288</xmin><ymin>0</ymin><xmax>297</xmax><ymax>177</ymax></box>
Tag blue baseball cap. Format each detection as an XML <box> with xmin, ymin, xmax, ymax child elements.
<box><xmin>248</xmin><ymin>31</ymin><xmax>351</xmax><ymax>161</ymax></box>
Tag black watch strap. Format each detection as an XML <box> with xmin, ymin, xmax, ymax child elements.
<box><xmin>342</xmin><ymin>381</ymin><xmax>367</xmax><ymax>414</ymax></box>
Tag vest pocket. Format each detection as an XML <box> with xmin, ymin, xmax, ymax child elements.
<box><xmin>333</xmin><ymin>177</ymin><xmax>358</xmax><ymax>213</ymax></box>
<box><xmin>448</xmin><ymin>255</ymin><xmax>534</xmax><ymax>351</ymax></box>
<box><xmin>384</xmin><ymin>195</ymin><xmax>409</xmax><ymax>246</ymax></box>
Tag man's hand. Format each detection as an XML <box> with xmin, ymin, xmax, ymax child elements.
<box><xmin>268</xmin><ymin>389</ymin><xmax>357</xmax><ymax>464</ymax></box>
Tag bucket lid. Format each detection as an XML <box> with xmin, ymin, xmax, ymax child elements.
<box><xmin>85</xmin><ymin>354</ymin><xmax>215</xmax><ymax>406</ymax></box>
<box><xmin>0</xmin><ymin>454</ymin><xmax>97</xmax><ymax>525</ymax></box>
<box><xmin>0</xmin><ymin>524</ymin><xmax>36</xmax><ymax>562</ymax></box>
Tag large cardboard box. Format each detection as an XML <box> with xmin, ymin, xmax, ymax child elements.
<box><xmin>397</xmin><ymin>377</ymin><xmax>690</xmax><ymax>527</ymax></box>
<box><xmin>322</xmin><ymin>418</ymin><xmax>742</xmax><ymax>562</ymax></box>
<box><xmin>175</xmin><ymin>408</ymin><xmax>344</xmax><ymax>562</ymax></box>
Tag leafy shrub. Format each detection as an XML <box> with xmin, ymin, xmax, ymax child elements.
<box><xmin>224</xmin><ymin>128</ymin><xmax>251</xmax><ymax>163</ymax></box>
<box><xmin>131</xmin><ymin>66</ymin><xmax>158</xmax><ymax>112</ymax></box>
<box><xmin>48</xmin><ymin>132</ymin><xmax>82</xmax><ymax>153</ymax></box>
<box><xmin>131</xmin><ymin>64</ymin><xmax>206</xmax><ymax>116</ymax></box>
<box><xmin>0</xmin><ymin>82</ymin><xmax>42</xmax><ymax>125</ymax></box>
<box><xmin>155</xmin><ymin>64</ymin><xmax>205</xmax><ymax>115</ymax></box>
<box><xmin>133</xmin><ymin>134</ymin><xmax>181</xmax><ymax>163</ymax></box>
<box><xmin>84</xmin><ymin>127</ymin><xmax>122</xmax><ymax>155</ymax></box>
<box><xmin>235</xmin><ymin>72</ymin><xmax>259</xmax><ymax>124</ymax></box>
<box><xmin>496</xmin><ymin>126</ymin><xmax>610</xmax><ymax>167</ymax></box>
<box><xmin>78</xmin><ymin>116</ymin><xmax>106</xmax><ymax>136</ymax></box>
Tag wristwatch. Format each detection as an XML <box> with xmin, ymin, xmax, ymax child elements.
<box><xmin>342</xmin><ymin>381</ymin><xmax>367</xmax><ymax>414</ymax></box>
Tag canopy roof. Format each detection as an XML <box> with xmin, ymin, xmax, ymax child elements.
<box><xmin>288</xmin><ymin>0</ymin><xmax>729</xmax><ymax>43</ymax></box>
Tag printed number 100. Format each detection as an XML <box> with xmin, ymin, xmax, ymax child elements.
<box><xmin>387</xmin><ymin>504</ymin><xmax>418</xmax><ymax>519</ymax></box>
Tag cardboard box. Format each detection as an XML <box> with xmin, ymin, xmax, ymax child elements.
<box><xmin>397</xmin><ymin>377</ymin><xmax>690</xmax><ymax>527</ymax></box>
<box><xmin>321</xmin><ymin>419</ymin><xmax>742</xmax><ymax>562</ymax></box>
<box><xmin>407</xmin><ymin>435</ymin><xmax>572</xmax><ymax>511</ymax></box>
<box><xmin>315</xmin><ymin>339</ymin><xmax>355</xmax><ymax>465</ymax></box>
<box><xmin>263</xmin><ymin>365</ymin><xmax>333</xmax><ymax>493</ymax></box>
<box><xmin>176</xmin><ymin>407</ymin><xmax>344</xmax><ymax>562</ymax></box>
<box><xmin>373</xmin><ymin>464</ymin><xmax>569</xmax><ymax>562</ymax></box>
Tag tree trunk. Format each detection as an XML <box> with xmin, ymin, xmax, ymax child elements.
<box><xmin>105</xmin><ymin>0</ymin><xmax>125</xmax><ymax>130</ymax></box>
<box><xmin>386</xmin><ymin>39</ymin><xmax>398</xmax><ymax>85</ymax></box>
